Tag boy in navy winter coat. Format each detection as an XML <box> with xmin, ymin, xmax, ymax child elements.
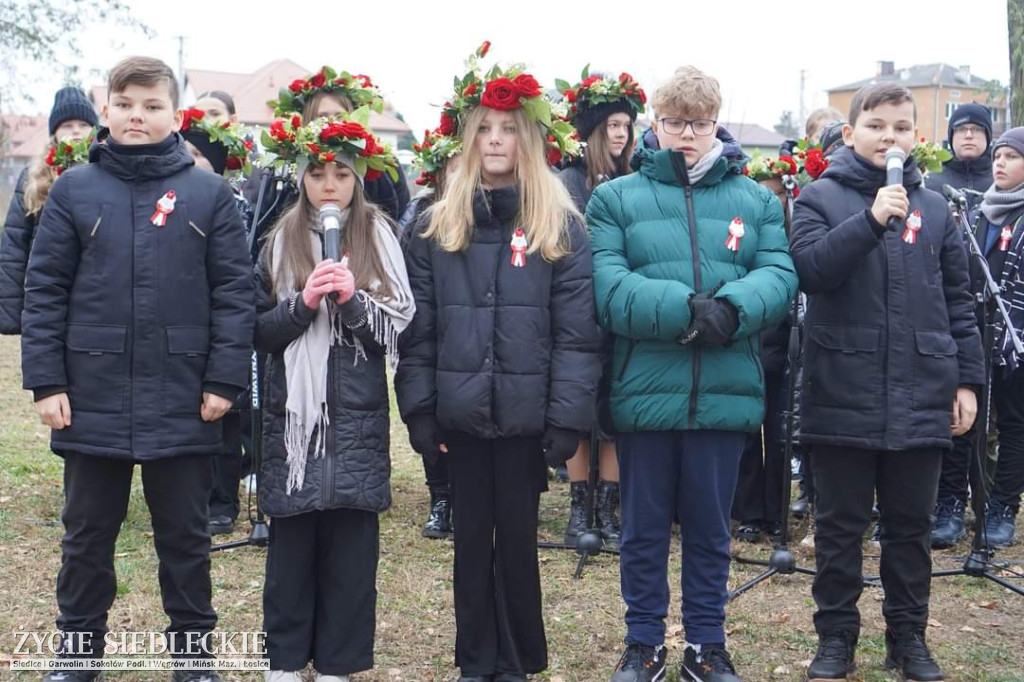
<box><xmin>20</xmin><ymin>57</ymin><xmax>254</xmax><ymax>682</ymax></box>
<box><xmin>790</xmin><ymin>83</ymin><xmax>984</xmax><ymax>682</ymax></box>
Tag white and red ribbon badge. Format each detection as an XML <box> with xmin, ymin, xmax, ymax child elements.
<box><xmin>725</xmin><ymin>217</ymin><xmax>744</xmax><ymax>252</ymax></box>
<box><xmin>150</xmin><ymin>190</ymin><xmax>177</xmax><ymax>227</ymax></box>
<box><xmin>510</xmin><ymin>228</ymin><xmax>529</xmax><ymax>268</ymax></box>
<box><xmin>999</xmin><ymin>225</ymin><xmax>1014</xmax><ymax>252</ymax></box>
<box><xmin>902</xmin><ymin>210</ymin><xmax>922</xmax><ymax>245</ymax></box>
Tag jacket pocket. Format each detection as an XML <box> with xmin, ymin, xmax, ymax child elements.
<box><xmin>163</xmin><ymin>325</ymin><xmax>210</xmax><ymax>415</ymax></box>
<box><xmin>65</xmin><ymin>323</ymin><xmax>128</xmax><ymax>413</ymax></box>
<box><xmin>911</xmin><ymin>330</ymin><xmax>958</xmax><ymax>411</ymax></box>
<box><xmin>806</xmin><ymin>324</ymin><xmax>882</xmax><ymax>410</ymax></box>
<box><xmin>167</xmin><ymin>203</ymin><xmax>207</xmax><ymax>274</ymax></box>
<box><xmin>81</xmin><ymin>205</ymin><xmax>112</xmax><ymax>275</ymax></box>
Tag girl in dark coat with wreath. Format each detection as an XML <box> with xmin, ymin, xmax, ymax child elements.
<box><xmin>395</xmin><ymin>55</ymin><xmax>602</xmax><ymax>681</ymax></box>
<box><xmin>0</xmin><ymin>86</ymin><xmax>97</xmax><ymax>335</ymax></box>
<box><xmin>254</xmin><ymin>113</ymin><xmax>414</xmax><ymax>681</ymax></box>
<box><xmin>555</xmin><ymin>69</ymin><xmax>646</xmax><ymax>550</ymax></box>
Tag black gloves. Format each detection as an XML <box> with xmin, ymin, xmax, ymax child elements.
<box><xmin>680</xmin><ymin>290</ymin><xmax>739</xmax><ymax>348</ymax></box>
<box><xmin>542</xmin><ymin>426</ymin><xmax>580</xmax><ymax>468</ymax></box>
<box><xmin>407</xmin><ymin>414</ymin><xmax>444</xmax><ymax>465</ymax></box>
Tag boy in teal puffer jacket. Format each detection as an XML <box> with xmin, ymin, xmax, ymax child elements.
<box><xmin>588</xmin><ymin>66</ymin><xmax>797</xmax><ymax>682</ymax></box>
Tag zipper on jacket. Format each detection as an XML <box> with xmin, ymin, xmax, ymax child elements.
<box><xmin>323</xmin><ymin>345</ymin><xmax>336</xmax><ymax>509</ymax></box>
<box><xmin>618</xmin><ymin>340</ymin><xmax>638</xmax><ymax>381</ymax></box>
<box><xmin>684</xmin><ymin>184</ymin><xmax>703</xmax><ymax>426</ymax></box>
<box><xmin>189</xmin><ymin>221</ymin><xmax>206</xmax><ymax>238</ymax></box>
<box><xmin>91</xmin><ymin>215</ymin><xmax>102</xmax><ymax>237</ymax></box>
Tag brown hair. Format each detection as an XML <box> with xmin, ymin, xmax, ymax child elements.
<box><xmin>197</xmin><ymin>90</ymin><xmax>236</xmax><ymax>115</ymax></box>
<box><xmin>424</xmin><ymin>106</ymin><xmax>580</xmax><ymax>260</ymax></box>
<box><xmin>108</xmin><ymin>56</ymin><xmax>179</xmax><ymax>108</ymax></box>
<box><xmin>584</xmin><ymin>120</ymin><xmax>633</xmax><ymax>190</ymax></box>
<box><xmin>23</xmin><ymin>135</ymin><xmax>59</xmax><ymax>216</ymax></box>
<box><xmin>651</xmin><ymin>66</ymin><xmax>722</xmax><ymax>119</ymax></box>
<box><xmin>302</xmin><ymin>92</ymin><xmax>354</xmax><ymax>124</ymax></box>
<box><xmin>849</xmin><ymin>84</ymin><xmax>916</xmax><ymax>127</ymax></box>
<box><xmin>263</xmin><ymin>176</ymin><xmax>394</xmax><ymax>301</ymax></box>
<box><xmin>805</xmin><ymin>107</ymin><xmax>842</xmax><ymax>140</ymax></box>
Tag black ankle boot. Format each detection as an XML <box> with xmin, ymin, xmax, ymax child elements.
<box><xmin>884</xmin><ymin>626</ymin><xmax>943</xmax><ymax>681</ymax></box>
<box><xmin>564</xmin><ymin>481</ymin><xmax>588</xmax><ymax>546</ymax></box>
<box><xmin>596</xmin><ymin>480</ymin><xmax>621</xmax><ymax>549</ymax></box>
<box><xmin>422</xmin><ymin>487</ymin><xmax>452</xmax><ymax>539</ymax></box>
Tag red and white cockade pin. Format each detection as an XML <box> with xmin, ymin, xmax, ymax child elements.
<box><xmin>725</xmin><ymin>217</ymin><xmax>744</xmax><ymax>252</ymax></box>
<box><xmin>902</xmin><ymin>210</ymin><xmax>922</xmax><ymax>245</ymax></box>
<box><xmin>150</xmin><ymin>190</ymin><xmax>177</xmax><ymax>227</ymax></box>
<box><xmin>998</xmin><ymin>225</ymin><xmax>1014</xmax><ymax>252</ymax></box>
<box><xmin>510</xmin><ymin>227</ymin><xmax>529</xmax><ymax>268</ymax></box>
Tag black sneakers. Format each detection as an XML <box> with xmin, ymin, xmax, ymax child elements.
<box><xmin>610</xmin><ymin>643</ymin><xmax>667</xmax><ymax>682</ymax></box>
<box><xmin>806</xmin><ymin>631</ymin><xmax>857</xmax><ymax>680</ymax></box>
<box><xmin>680</xmin><ymin>643</ymin><xmax>741</xmax><ymax>682</ymax></box>
<box><xmin>884</xmin><ymin>627</ymin><xmax>943</xmax><ymax>681</ymax></box>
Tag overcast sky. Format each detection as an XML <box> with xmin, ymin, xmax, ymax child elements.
<box><xmin>11</xmin><ymin>0</ymin><xmax>1011</xmax><ymax>137</ymax></box>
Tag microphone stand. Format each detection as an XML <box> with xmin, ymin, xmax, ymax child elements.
<box><xmin>212</xmin><ymin>168</ymin><xmax>280</xmax><ymax>553</ymax></box>
<box><xmin>922</xmin><ymin>195</ymin><xmax>1024</xmax><ymax>596</ymax></box>
<box><xmin>729</xmin><ymin>174</ymin><xmax>821</xmax><ymax>600</ymax></box>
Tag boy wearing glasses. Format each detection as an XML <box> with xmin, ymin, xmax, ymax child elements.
<box><xmin>588</xmin><ymin>66</ymin><xmax>797</xmax><ymax>682</ymax></box>
<box><xmin>924</xmin><ymin>102</ymin><xmax>993</xmax><ymax>211</ymax></box>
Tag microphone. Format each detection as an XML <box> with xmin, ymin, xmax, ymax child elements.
<box><xmin>319</xmin><ymin>204</ymin><xmax>343</xmax><ymax>302</ymax></box>
<box><xmin>884</xmin><ymin>147</ymin><xmax>907</xmax><ymax>232</ymax></box>
<box><xmin>942</xmin><ymin>184</ymin><xmax>967</xmax><ymax>209</ymax></box>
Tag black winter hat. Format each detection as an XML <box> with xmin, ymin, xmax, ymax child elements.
<box><xmin>574</xmin><ymin>99</ymin><xmax>638</xmax><ymax>143</ymax></box>
<box><xmin>947</xmin><ymin>102</ymin><xmax>993</xmax><ymax>152</ymax></box>
<box><xmin>181</xmin><ymin>128</ymin><xmax>229</xmax><ymax>176</ymax></box>
<box><xmin>48</xmin><ymin>86</ymin><xmax>98</xmax><ymax>135</ymax></box>
<box><xmin>992</xmin><ymin>126</ymin><xmax>1024</xmax><ymax>159</ymax></box>
<box><xmin>819</xmin><ymin>120</ymin><xmax>846</xmax><ymax>158</ymax></box>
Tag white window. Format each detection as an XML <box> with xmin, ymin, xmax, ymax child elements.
<box><xmin>945</xmin><ymin>102</ymin><xmax>960</xmax><ymax>119</ymax></box>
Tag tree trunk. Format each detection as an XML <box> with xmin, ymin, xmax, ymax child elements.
<box><xmin>1010</xmin><ymin>0</ymin><xmax>1024</xmax><ymax>125</ymax></box>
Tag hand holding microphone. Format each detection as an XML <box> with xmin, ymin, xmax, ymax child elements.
<box><xmin>318</xmin><ymin>204</ymin><xmax>355</xmax><ymax>303</ymax></box>
<box><xmin>870</xmin><ymin>147</ymin><xmax>909</xmax><ymax>232</ymax></box>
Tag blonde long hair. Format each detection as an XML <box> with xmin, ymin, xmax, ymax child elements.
<box><xmin>424</xmin><ymin>107</ymin><xmax>580</xmax><ymax>261</ymax></box>
<box><xmin>262</xmin><ymin>178</ymin><xmax>394</xmax><ymax>302</ymax></box>
<box><xmin>23</xmin><ymin>136</ymin><xmax>59</xmax><ymax>216</ymax></box>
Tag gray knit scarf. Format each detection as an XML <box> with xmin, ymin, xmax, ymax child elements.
<box><xmin>686</xmin><ymin>138</ymin><xmax>724</xmax><ymax>185</ymax></box>
<box><xmin>271</xmin><ymin>211</ymin><xmax>415</xmax><ymax>494</ymax></box>
<box><xmin>980</xmin><ymin>180</ymin><xmax>1024</xmax><ymax>226</ymax></box>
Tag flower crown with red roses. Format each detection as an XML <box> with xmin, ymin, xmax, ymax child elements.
<box><xmin>555</xmin><ymin>67</ymin><xmax>647</xmax><ymax>123</ymax></box>
<box><xmin>911</xmin><ymin>137</ymin><xmax>953</xmax><ymax>175</ymax></box>
<box><xmin>45</xmin><ymin>130</ymin><xmax>95</xmax><ymax>176</ymax></box>
<box><xmin>439</xmin><ymin>41</ymin><xmax>581</xmax><ymax>166</ymax></box>
<box><xmin>411</xmin><ymin>126</ymin><xmax>461</xmax><ymax>188</ymax></box>
<box><xmin>180</xmin><ymin>108</ymin><xmax>255</xmax><ymax>176</ymax></box>
<box><xmin>260</xmin><ymin>106</ymin><xmax>399</xmax><ymax>183</ymax></box>
<box><xmin>269</xmin><ymin>65</ymin><xmax>385</xmax><ymax>117</ymax></box>
<box><xmin>743</xmin><ymin>140</ymin><xmax>830</xmax><ymax>191</ymax></box>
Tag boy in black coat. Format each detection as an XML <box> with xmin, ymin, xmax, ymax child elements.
<box><xmin>21</xmin><ymin>57</ymin><xmax>254</xmax><ymax>682</ymax></box>
<box><xmin>790</xmin><ymin>84</ymin><xmax>985</xmax><ymax>682</ymax></box>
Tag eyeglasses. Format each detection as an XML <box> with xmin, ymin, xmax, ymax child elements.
<box><xmin>658</xmin><ymin>117</ymin><xmax>716</xmax><ymax>136</ymax></box>
<box><xmin>954</xmin><ymin>124</ymin><xmax>986</xmax><ymax>137</ymax></box>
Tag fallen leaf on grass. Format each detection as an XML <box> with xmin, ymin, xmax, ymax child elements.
<box><xmin>978</xmin><ymin>600</ymin><xmax>998</xmax><ymax>609</ymax></box>
<box><xmin>959</xmin><ymin>626</ymin><xmax>976</xmax><ymax>633</ymax></box>
<box><xmin>981</xmin><ymin>621</ymin><xmax>1003</xmax><ymax>628</ymax></box>
<box><xmin>928</xmin><ymin>618</ymin><xmax>944</xmax><ymax>628</ymax></box>
<box><xmin>770</xmin><ymin>613</ymin><xmax>791</xmax><ymax>624</ymax></box>
<box><xmin>773</xmin><ymin>665</ymin><xmax>792</xmax><ymax>675</ymax></box>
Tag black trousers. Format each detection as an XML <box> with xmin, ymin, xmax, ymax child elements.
<box><xmin>57</xmin><ymin>451</ymin><xmax>216</xmax><ymax>658</ymax></box>
<box><xmin>262</xmin><ymin>508</ymin><xmax>379</xmax><ymax>675</ymax></box>
<box><xmin>811</xmin><ymin>445</ymin><xmax>941</xmax><ymax>636</ymax></box>
<box><xmin>447</xmin><ymin>433</ymin><xmax>548</xmax><ymax>677</ymax></box>
<box><xmin>210</xmin><ymin>410</ymin><xmax>243</xmax><ymax>520</ymax></box>
<box><xmin>991</xmin><ymin>367</ymin><xmax>1024</xmax><ymax>510</ymax></box>
<box><xmin>732</xmin><ymin>370</ymin><xmax>785</xmax><ymax>524</ymax></box>
<box><xmin>422</xmin><ymin>447</ymin><xmax>450</xmax><ymax>490</ymax></box>
<box><xmin>938</xmin><ymin>368</ymin><xmax>1024</xmax><ymax>510</ymax></box>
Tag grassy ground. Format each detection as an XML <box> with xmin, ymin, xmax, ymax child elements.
<box><xmin>0</xmin><ymin>333</ymin><xmax>1022</xmax><ymax>681</ymax></box>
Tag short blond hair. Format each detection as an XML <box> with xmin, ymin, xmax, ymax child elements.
<box><xmin>805</xmin><ymin>107</ymin><xmax>842</xmax><ymax>140</ymax></box>
<box><xmin>651</xmin><ymin>66</ymin><xmax>721</xmax><ymax>119</ymax></box>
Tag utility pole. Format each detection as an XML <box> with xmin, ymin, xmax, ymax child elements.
<box><xmin>798</xmin><ymin>69</ymin><xmax>807</xmax><ymax>132</ymax></box>
<box><xmin>175</xmin><ymin>36</ymin><xmax>186</xmax><ymax>95</ymax></box>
